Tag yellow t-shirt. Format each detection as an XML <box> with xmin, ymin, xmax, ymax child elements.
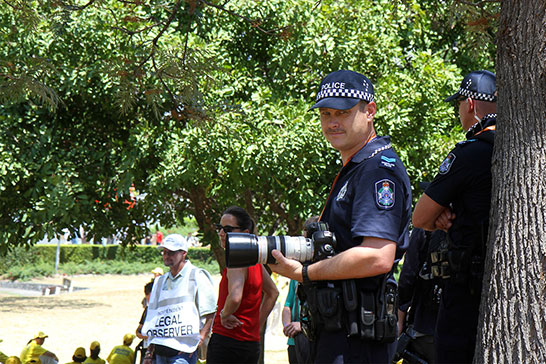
<box><xmin>106</xmin><ymin>346</ymin><xmax>133</xmax><ymax>364</ymax></box>
<box><xmin>20</xmin><ymin>342</ymin><xmax>47</xmax><ymax>364</ymax></box>
<box><xmin>83</xmin><ymin>357</ymin><xmax>105</xmax><ymax>364</ymax></box>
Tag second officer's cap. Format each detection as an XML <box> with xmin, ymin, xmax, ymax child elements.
<box><xmin>445</xmin><ymin>70</ymin><xmax>497</xmax><ymax>102</ymax></box>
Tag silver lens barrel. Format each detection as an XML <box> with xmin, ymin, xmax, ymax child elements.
<box><xmin>255</xmin><ymin>236</ymin><xmax>314</xmax><ymax>264</ymax></box>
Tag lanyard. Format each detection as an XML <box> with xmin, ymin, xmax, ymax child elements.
<box><xmin>319</xmin><ymin>132</ymin><xmax>377</xmax><ymax>220</ymax></box>
<box><xmin>474</xmin><ymin>125</ymin><xmax>496</xmax><ymax>136</ymax></box>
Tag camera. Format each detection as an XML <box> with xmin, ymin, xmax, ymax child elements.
<box><xmin>225</xmin><ymin>222</ymin><xmax>336</xmax><ymax>268</ymax></box>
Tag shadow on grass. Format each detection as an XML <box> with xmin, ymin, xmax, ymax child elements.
<box><xmin>0</xmin><ymin>296</ymin><xmax>108</xmax><ymax>312</ymax></box>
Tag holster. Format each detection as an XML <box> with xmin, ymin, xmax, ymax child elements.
<box><xmin>373</xmin><ymin>280</ymin><xmax>398</xmax><ymax>343</ymax></box>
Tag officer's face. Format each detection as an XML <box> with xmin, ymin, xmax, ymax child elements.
<box><xmin>457</xmin><ymin>97</ymin><xmax>475</xmax><ymax>131</ymax></box>
<box><xmin>319</xmin><ymin>101</ymin><xmax>376</xmax><ymax>160</ymax></box>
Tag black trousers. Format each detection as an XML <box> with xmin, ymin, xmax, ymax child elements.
<box><xmin>314</xmin><ymin>330</ymin><xmax>395</xmax><ymax>364</ymax></box>
<box><xmin>435</xmin><ymin>282</ymin><xmax>481</xmax><ymax>364</ymax></box>
<box><xmin>288</xmin><ymin>345</ymin><xmax>298</xmax><ymax>364</ymax></box>
<box><xmin>206</xmin><ymin>333</ymin><xmax>260</xmax><ymax>364</ymax></box>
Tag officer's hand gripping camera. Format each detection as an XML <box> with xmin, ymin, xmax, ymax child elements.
<box><xmin>225</xmin><ymin>222</ymin><xmax>336</xmax><ymax>268</ymax></box>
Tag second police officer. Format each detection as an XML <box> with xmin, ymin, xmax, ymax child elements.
<box><xmin>413</xmin><ymin>70</ymin><xmax>497</xmax><ymax>363</ymax></box>
<box><xmin>271</xmin><ymin>70</ymin><xmax>412</xmax><ymax>363</ymax></box>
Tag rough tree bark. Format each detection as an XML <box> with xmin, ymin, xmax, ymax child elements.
<box><xmin>475</xmin><ymin>1</ymin><xmax>546</xmax><ymax>362</ymax></box>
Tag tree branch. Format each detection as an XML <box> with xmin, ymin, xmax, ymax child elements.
<box><xmin>456</xmin><ymin>0</ymin><xmax>500</xmax><ymax>5</ymax></box>
<box><xmin>111</xmin><ymin>21</ymin><xmax>164</xmax><ymax>36</ymax></box>
<box><xmin>200</xmin><ymin>0</ymin><xmax>278</xmax><ymax>34</ymax></box>
<box><xmin>2</xmin><ymin>0</ymin><xmax>20</xmax><ymax>10</ymax></box>
<box><xmin>59</xmin><ymin>0</ymin><xmax>97</xmax><ymax>11</ymax></box>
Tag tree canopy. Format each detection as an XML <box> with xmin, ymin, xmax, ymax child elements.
<box><xmin>0</xmin><ymin>0</ymin><xmax>497</xmax><ymax>257</ymax></box>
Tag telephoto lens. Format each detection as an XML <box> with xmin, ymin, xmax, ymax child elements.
<box><xmin>225</xmin><ymin>233</ymin><xmax>315</xmax><ymax>268</ymax></box>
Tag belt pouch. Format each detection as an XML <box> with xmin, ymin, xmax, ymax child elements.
<box><xmin>342</xmin><ymin>280</ymin><xmax>359</xmax><ymax>337</ymax></box>
<box><xmin>316</xmin><ymin>287</ymin><xmax>343</xmax><ymax>332</ymax></box>
<box><xmin>359</xmin><ymin>291</ymin><xmax>375</xmax><ymax>339</ymax></box>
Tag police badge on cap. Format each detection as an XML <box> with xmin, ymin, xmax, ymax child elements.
<box><xmin>310</xmin><ymin>70</ymin><xmax>375</xmax><ymax>110</ymax></box>
<box><xmin>444</xmin><ymin>70</ymin><xmax>497</xmax><ymax>102</ymax></box>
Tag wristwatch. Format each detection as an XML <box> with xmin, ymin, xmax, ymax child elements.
<box><xmin>302</xmin><ymin>264</ymin><xmax>311</xmax><ymax>284</ymax></box>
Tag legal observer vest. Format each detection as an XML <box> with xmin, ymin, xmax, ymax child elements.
<box><xmin>142</xmin><ymin>262</ymin><xmax>205</xmax><ymax>353</ymax></box>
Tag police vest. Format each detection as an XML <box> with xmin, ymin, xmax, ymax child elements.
<box><xmin>142</xmin><ymin>263</ymin><xmax>205</xmax><ymax>353</ymax></box>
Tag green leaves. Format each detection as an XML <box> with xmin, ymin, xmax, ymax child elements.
<box><xmin>0</xmin><ymin>0</ymin><xmax>496</xmax><ymax>255</ymax></box>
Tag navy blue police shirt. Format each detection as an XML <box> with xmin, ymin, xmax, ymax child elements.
<box><xmin>321</xmin><ymin>136</ymin><xmax>412</xmax><ymax>271</ymax></box>
<box><xmin>425</xmin><ymin>115</ymin><xmax>496</xmax><ymax>252</ymax></box>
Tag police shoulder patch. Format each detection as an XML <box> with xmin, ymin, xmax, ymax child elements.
<box><xmin>438</xmin><ymin>153</ymin><xmax>456</xmax><ymax>175</ymax></box>
<box><xmin>379</xmin><ymin>155</ymin><xmax>396</xmax><ymax>170</ymax></box>
<box><xmin>375</xmin><ymin>179</ymin><xmax>395</xmax><ymax>209</ymax></box>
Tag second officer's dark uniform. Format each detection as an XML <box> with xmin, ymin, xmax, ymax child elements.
<box><xmin>424</xmin><ymin>113</ymin><xmax>496</xmax><ymax>362</ymax></box>
<box><xmin>419</xmin><ymin>70</ymin><xmax>497</xmax><ymax>363</ymax></box>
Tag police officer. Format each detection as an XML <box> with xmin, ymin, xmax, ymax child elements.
<box><xmin>396</xmin><ymin>225</ymin><xmax>446</xmax><ymax>363</ymax></box>
<box><xmin>271</xmin><ymin>70</ymin><xmax>412</xmax><ymax>363</ymax></box>
<box><xmin>413</xmin><ymin>70</ymin><xmax>497</xmax><ymax>363</ymax></box>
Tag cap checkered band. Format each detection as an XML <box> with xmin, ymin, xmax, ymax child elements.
<box><xmin>458</xmin><ymin>87</ymin><xmax>496</xmax><ymax>102</ymax></box>
<box><xmin>315</xmin><ymin>88</ymin><xmax>374</xmax><ymax>103</ymax></box>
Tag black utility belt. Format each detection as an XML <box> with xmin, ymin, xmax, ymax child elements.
<box><xmin>303</xmin><ymin>279</ymin><xmax>398</xmax><ymax>343</ymax></box>
<box><xmin>431</xmin><ymin>248</ymin><xmax>483</xmax><ymax>280</ymax></box>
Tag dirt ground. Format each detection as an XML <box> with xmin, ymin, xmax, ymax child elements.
<box><xmin>0</xmin><ymin>273</ymin><xmax>290</xmax><ymax>364</ymax></box>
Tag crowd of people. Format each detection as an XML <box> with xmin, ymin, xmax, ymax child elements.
<box><xmin>0</xmin><ymin>333</ymin><xmax>138</xmax><ymax>364</ymax></box>
<box><xmin>2</xmin><ymin>68</ymin><xmax>495</xmax><ymax>364</ymax></box>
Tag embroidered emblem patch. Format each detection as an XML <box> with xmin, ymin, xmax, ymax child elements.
<box><xmin>439</xmin><ymin>153</ymin><xmax>456</xmax><ymax>175</ymax></box>
<box><xmin>336</xmin><ymin>181</ymin><xmax>348</xmax><ymax>201</ymax></box>
<box><xmin>375</xmin><ymin>179</ymin><xmax>395</xmax><ymax>209</ymax></box>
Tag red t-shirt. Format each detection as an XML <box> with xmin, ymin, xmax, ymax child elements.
<box><xmin>212</xmin><ymin>264</ymin><xmax>263</xmax><ymax>342</ymax></box>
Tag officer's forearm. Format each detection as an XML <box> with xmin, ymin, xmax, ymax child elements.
<box><xmin>413</xmin><ymin>193</ymin><xmax>448</xmax><ymax>231</ymax></box>
<box><xmin>308</xmin><ymin>239</ymin><xmax>396</xmax><ymax>281</ymax></box>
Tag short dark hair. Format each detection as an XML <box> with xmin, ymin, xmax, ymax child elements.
<box><xmin>223</xmin><ymin>206</ymin><xmax>256</xmax><ymax>233</ymax></box>
<box><xmin>144</xmin><ymin>280</ymin><xmax>154</xmax><ymax>295</ymax></box>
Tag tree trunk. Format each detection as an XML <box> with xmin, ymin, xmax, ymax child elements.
<box><xmin>186</xmin><ymin>187</ymin><xmax>226</xmax><ymax>272</ymax></box>
<box><xmin>475</xmin><ymin>1</ymin><xmax>546</xmax><ymax>362</ymax></box>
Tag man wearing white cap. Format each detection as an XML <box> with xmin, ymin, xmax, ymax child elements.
<box><xmin>142</xmin><ymin>234</ymin><xmax>217</xmax><ymax>364</ymax></box>
<box><xmin>20</xmin><ymin>332</ymin><xmax>58</xmax><ymax>364</ymax></box>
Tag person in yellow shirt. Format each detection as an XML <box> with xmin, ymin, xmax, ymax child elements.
<box><xmin>5</xmin><ymin>357</ymin><xmax>22</xmax><ymax>364</ymax></box>
<box><xmin>0</xmin><ymin>339</ymin><xmax>9</xmax><ymax>363</ymax></box>
<box><xmin>106</xmin><ymin>335</ymin><xmax>134</xmax><ymax>364</ymax></box>
<box><xmin>20</xmin><ymin>332</ymin><xmax>58</xmax><ymax>364</ymax></box>
<box><xmin>65</xmin><ymin>348</ymin><xmax>86</xmax><ymax>364</ymax></box>
<box><xmin>83</xmin><ymin>342</ymin><xmax>105</xmax><ymax>364</ymax></box>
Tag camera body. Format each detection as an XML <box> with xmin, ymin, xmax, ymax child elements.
<box><xmin>225</xmin><ymin>222</ymin><xmax>336</xmax><ymax>268</ymax></box>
